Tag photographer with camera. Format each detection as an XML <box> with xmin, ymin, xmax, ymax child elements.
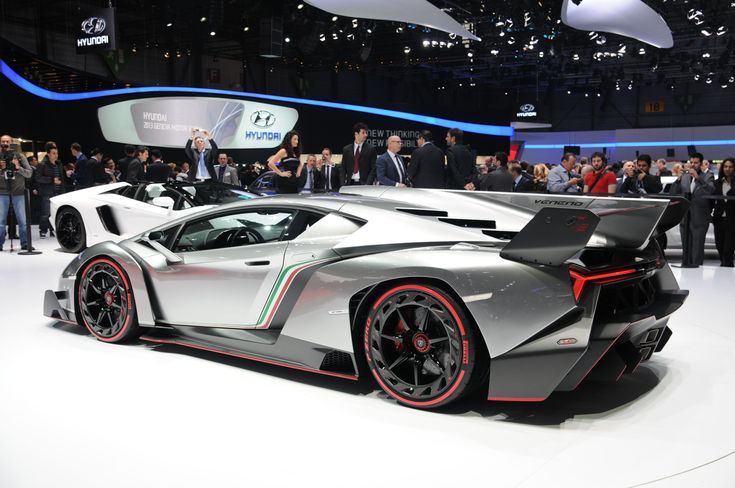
<box><xmin>0</xmin><ymin>134</ymin><xmax>33</xmax><ymax>251</ymax></box>
<box><xmin>621</xmin><ymin>154</ymin><xmax>663</xmax><ymax>195</ymax></box>
<box><xmin>548</xmin><ymin>152</ymin><xmax>583</xmax><ymax>193</ymax></box>
<box><xmin>670</xmin><ymin>152</ymin><xmax>715</xmax><ymax>268</ymax></box>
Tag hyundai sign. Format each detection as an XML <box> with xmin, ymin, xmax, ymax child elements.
<box><xmin>77</xmin><ymin>8</ymin><xmax>116</xmax><ymax>53</ymax></box>
<box><xmin>97</xmin><ymin>97</ymin><xmax>299</xmax><ymax>149</ymax></box>
<box><xmin>516</xmin><ymin>103</ymin><xmax>538</xmax><ymax>118</ymax></box>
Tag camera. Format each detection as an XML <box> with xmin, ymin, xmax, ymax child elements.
<box><xmin>1</xmin><ymin>153</ymin><xmax>16</xmax><ymax>180</ymax></box>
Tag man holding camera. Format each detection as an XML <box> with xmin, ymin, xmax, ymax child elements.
<box><xmin>548</xmin><ymin>153</ymin><xmax>583</xmax><ymax>193</ymax></box>
<box><xmin>670</xmin><ymin>152</ymin><xmax>715</xmax><ymax>268</ymax></box>
<box><xmin>0</xmin><ymin>134</ymin><xmax>33</xmax><ymax>251</ymax></box>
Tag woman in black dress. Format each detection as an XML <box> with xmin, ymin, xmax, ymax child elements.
<box><xmin>713</xmin><ymin>157</ymin><xmax>735</xmax><ymax>267</ymax></box>
<box><xmin>267</xmin><ymin>131</ymin><xmax>303</xmax><ymax>194</ymax></box>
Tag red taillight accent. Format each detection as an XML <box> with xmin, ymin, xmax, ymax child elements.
<box><xmin>568</xmin><ymin>268</ymin><xmax>637</xmax><ymax>302</ymax></box>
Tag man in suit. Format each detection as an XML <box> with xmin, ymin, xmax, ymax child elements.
<box><xmin>342</xmin><ymin>122</ymin><xmax>377</xmax><ymax>186</ymax></box>
<box><xmin>184</xmin><ymin>128</ymin><xmax>218</xmax><ymax>182</ymax></box>
<box><xmin>146</xmin><ymin>149</ymin><xmax>172</xmax><ymax>183</ymax></box>
<box><xmin>117</xmin><ymin>144</ymin><xmax>135</xmax><ymax>183</ymax></box>
<box><xmin>509</xmin><ymin>162</ymin><xmax>535</xmax><ymax>192</ymax></box>
<box><xmin>670</xmin><ymin>152</ymin><xmax>715</xmax><ymax>268</ymax></box>
<box><xmin>71</xmin><ymin>142</ymin><xmax>89</xmax><ymax>189</ymax></box>
<box><xmin>319</xmin><ymin>148</ymin><xmax>341</xmax><ymax>193</ymax></box>
<box><xmin>445</xmin><ymin>128</ymin><xmax>477</xmax><ymax>190</ymax></box>
<box><xmin>213</xmin><ymin>153</ymin><xmax>239</xmax><ymax>186</ymax></box>
<box><xmin>298</xmin><ymin>155</ymin><xmax>322</xmax><ymax>193</ymax></box>
<box><xmin>126</xmin><ymin>146</ymin><xmax>148</xmax><ymax>184</ymax></box>
<box><xmin>376</xmin><ymin>136</ymin><xmax>409</xmax><ymax>187</ymax></box>
<box><xmin>408</xmin><ymin>130</ymin><xmax>445</xmax><ymax>189</ymax></box>
<box><xmin>479</xmin><ymin>152</ymin><xmax>514</xmax><ymax>192</ymax></box>
<box><xmin>87</xmin><ymin>148</ymin><xmax>109</xmax><ymax>186</ymax></box>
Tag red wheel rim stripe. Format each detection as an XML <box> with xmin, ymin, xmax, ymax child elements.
<box><xmin>78</xmin><ymin>258</ymin><xmax>132</xmax><ymax>342</ymax></box>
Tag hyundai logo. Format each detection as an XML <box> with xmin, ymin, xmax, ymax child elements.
<box><xmin>81</xmin><ymin>17</ymin><xmax>107</xmax><ymax>35</ymax></box>
<box><xmin>250</xmin><ymin>110</ymin><xmax>276</xmax><ymax>128</ymax></box>
<box><xmin>520</xmin><ymin>104</ymin><xmax>536</xmax><ymax>113</ymax></box>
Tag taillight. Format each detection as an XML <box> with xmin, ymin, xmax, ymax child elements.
<box><xmin>568</xmin><ymin>267</ymin><xmax>637</xmax><ymax>302</ymax></box>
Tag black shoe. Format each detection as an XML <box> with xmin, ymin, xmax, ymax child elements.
<box><xmin>721</xmin><ymin>263</ymin><xmax>734</xmax><ymax>268</ymax></box>
<box><xmin>680</xmin><ymin>264</ymin><xmax>699</xmax><ymax>268</ymax></box>
<box><xmin>39</xmin><ymin>232</ymin><xmax>46</xmax><ymax>239</ymax></box>
<box><xmin>49</xmin><ymin>230</ymin><xmax>55</xmax><ymax>237</ymax></box>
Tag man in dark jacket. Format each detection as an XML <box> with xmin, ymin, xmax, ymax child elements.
<box><xmin>126</xmin><ymin>147</ymin><xmax>149</xmax><ymax>184</ymax></box>
<box><xmin>146</xmin><ymin>149</ymin><xmax>171</xmax><ymax>183</ymax></box>
<box><xmin>71</xmin><ymin>142</ymin><xmax>88</xmax><ymax>189</ymax></box>
<box><xmin>87</xmin><ymin>148</ymin><xmax>109</xmax><ymax>186</ymax></box>
<box><xmin>184</xmin><ymin>129</ymin><xmax>218</xmax><ymax>182</ymax></box>
<box><xmin>341</xmin><ymin>122</ymin><xmax>377</xmax><ymax>186</ymax></box>
<box><xmin>509</xmin><ymin>161</ymin><xmax>535</xmax><ymax>192</ymax></box>
<box><xmin>36</xmin><ymin>143</ymin><xmax>63</xmax><ymax>237</ymax></box>
<box><xmin>480</xmin><ymin>152</ymin><xmax>514</xmax><ymax>191</ymax></box>
<box><xmin>408</xmin><ymin>130</ymin><xmax>445</xmax><ymax>189</ymax></box>
<box><xmin>0</xmin><ymin>134</ymin><xmax>33</xmax><ymax>250</ymax></box>
<box><xmin>445</xmin><ymin>128</ymin><xmax>477</xmax><ymax>190</ymax></box>
<box><xmin>117</xmin><ymin>144</ymin><xmax>135</xmax><ymax>183</ymax></box>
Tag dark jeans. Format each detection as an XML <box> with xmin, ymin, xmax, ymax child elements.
<box><xmin>39</xmin><ymin>192</ymin><xmax>53</xmax><ymax>233</ymax></box>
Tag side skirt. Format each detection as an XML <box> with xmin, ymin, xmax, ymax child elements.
<box><xmin>140</xmin><ymin>327</ymin><xmax>359</xmax><ymax>381</ymax></box>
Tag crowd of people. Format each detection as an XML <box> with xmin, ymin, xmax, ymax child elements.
<box><xmin>0</xmin><ymin>126</ymin><xmax>733</xmax><ymax>268</ymax></box>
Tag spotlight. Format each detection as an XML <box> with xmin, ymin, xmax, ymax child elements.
<box><xmin>717</xmin><ymin>26</ymin><xmax>728</xmax><ymax>36</ymax></box>
<box><xmin>638</xmin><ymin>47</ymin><xmax>646</xmax><ymax>55</ymax></box>
<box><xmin>701</xmin><ymin>28</ymin><xmax>713</xmax><ymax>36</ymax></box>
<box><xmin>567</xmin><ymin>90</ymin><xmax>571</xmax><ymax>94</ymax></box>
<box><xmin>243</xmin><ymin>26</ymin><xmax>250</xmax><ymax>32</ymax></box>
<box><xmin>702</xmin><ymin>52</ymin><xmax>711</xmax><ymax>58</ymax></box>
<box><xmin>285</xmin><ymin>37</ymin><xmax>290</xmax><ymax>43</ymax></box>
<box><xmin>573</xmin><ymin>53</ymin><xmax>580</xmax><ymax>61</ymax></box>
<box><xmin>331</xmin><ymin>16</ymin><xmax>338</xmax><ymax>22</ymax></box>
<box><xmin>467</xmin><ymin>51</ymin><xmax>474</xmax><ymax>58</ymax></box>
<box><xmin>166</xmin><ymin>22</ymin><xmax>173</xmax><ymax>27</ymax></box>
<box><xmin>297</xmin><ymin>3</ymin><xmax>304</xmax><ymax>9</ymax></box>
<box><xmin>210</xmin><ymin>31</ymin><xmax>216</xmax><ymax>36</ymax></box>
<box><xmin>352</xmin><ymin>19</ymin><xmax>358</xmax><ymax>28</ymax></box>
<box><xmin>404</xmin><ymin>46</ymin><xmax>411</xmax><ymax>54</ymax></box>
<box><xmin>319</xmin><ymin>33</ymin><xmax>326</xmax><ymax>42</ymax></box>
<box><xmin>422</xmin><ymin>40</ymin><xmax>430</xmax><ymax>47</ymax></box>
<box><xmin>200</xmin><ymin>16</ymin><xmax>207</xmax><ymax>23</ymax></box>
<box><xmin>490</xmin><ymin>49</ymin><xmax>499</xmax><ymax>55</ymax></box>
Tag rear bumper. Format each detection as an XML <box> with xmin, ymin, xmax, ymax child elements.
<box><xmin>487</xmin><ymin>272</ymin><xmax>688</xmax><ymax>402</ymax></box>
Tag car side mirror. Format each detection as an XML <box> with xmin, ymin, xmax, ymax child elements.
<box><xmin>151</xmin><ymin>196</ymin><xmax>175</xmax><ymax>211</ymax></box>
<box><xmin>148</xmin><ymin>230</ymin><xmax>163</xmax><ymax>241</ymax></box>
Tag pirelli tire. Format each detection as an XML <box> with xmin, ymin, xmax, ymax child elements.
<box><xmin>77</xmin><ymin>257</ymin><xmax>142</xmax><ymax>343</ymax></box>
<box><xmin>364</xmin><ymin>283</ymin><xmax>485</xmax><ymax>409</ymax></box>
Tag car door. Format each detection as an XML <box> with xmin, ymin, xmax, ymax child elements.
<box><xmin>145</xmin><ymin>207</ymin><xmax>298</xmax><ymax>328</ymax></box>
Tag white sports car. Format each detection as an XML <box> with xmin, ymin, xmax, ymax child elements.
<box><xmin>51</xmin><ymin>181</ymin><xmax>259</xmax><ymax>252</ymax></box>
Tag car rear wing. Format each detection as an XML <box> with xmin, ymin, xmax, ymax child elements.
<box><xmin>340</xmin><ymin>187</ymin><xmax>688</xmax><ymax>252</ymax></box>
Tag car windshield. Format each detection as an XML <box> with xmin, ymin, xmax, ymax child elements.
<box><xmin>177</xmin><ymin>181</ymin><xmax>256</xmax><ymax>206</ymax></box>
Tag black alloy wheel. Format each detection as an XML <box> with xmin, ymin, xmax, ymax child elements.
<box><xmin>78</xmin><ymin>258</ymin><xmax>140</xmax><ymax>343</ymax></box>
<box><xmin>364</xmin><ymin>284</ymin><xmax>482</xmax><ymax>408</ymax></box>
<box><xmin>56</xmin><ymin>207</ymin><xmax>86</xmax><ymax>253</ymax></box>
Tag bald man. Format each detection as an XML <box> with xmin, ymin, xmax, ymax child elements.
<box><xmin>376</xmin><ymin>135</ymin><xmax>409</xmax><ymax>187</ymax></box>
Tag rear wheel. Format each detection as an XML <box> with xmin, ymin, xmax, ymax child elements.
<box><xmin>364</xmin><ymin>284</ymin><xmax>483</xmax><ymax>409</ymax></box>
<box><xmin>77</xmin><ymin>258</ymin><xmax>141</xmax><ymax>343</ymax></box>
<box><xmin>56</xmin><ymin>207</ymin><xmax>86</xmax><ymax>253</ymax></box>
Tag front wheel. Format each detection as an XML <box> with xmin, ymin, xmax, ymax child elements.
<box><xmin>364</xmin><ymin>284</ymin><xmax>484</xmax><ymax>409</ymax></box>
<box><xmin>77</xmin><ymin>258</ymin><xmax>141</xmax><ymax>343</ymax></box>
<box><xmin>56</xmin><ymin>207</ymin><xmax>86</xmax><ymax>253</ymax></box>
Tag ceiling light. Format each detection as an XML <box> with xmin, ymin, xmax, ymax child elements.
<box><xmin>319</xmin><ymin>33</ymin><xmax>326</xmax><ymax>42</ymax></box>
<box><xmin>404</xmin><ymin>46</ymin><xmax>411</xmax><ymax>54</ymax></box>
<box><xmin>166</xmin><ymin>22</ymin><xmax>173</xmax><ymax>27</ymax></box>
<box><xmin>573</xmin><ymin>53</ymin><xmax>580</xmax><ymax>61</ymax></box>
<box><xmin>284</xmin><ymin>37</ymin><xmax>290</xmax><ymax>43</ymax></box>
<box><xmin>490</xmin><ymin>49</ymin><xmax>499</xmax><ymax>55</ymax></box>
<box><xmin>210</xmin><ymin>31</ymin><xmax>216</xmax><ymax>36</ymax></box>
<box><xmin>331</xmin><ymin>16</ymin><xmax>338</xmax><ymax>22</ymax></box>
<box><xmin>243</xmin><ymin>26</ymin><xmax>250</xmax><ymax>32</ymax></box>
<box><xmin>638</xmin><ymin>47</ymin><xmax>646</xmax><ymax>55</ymax></box>
<box><xmin>717</xmin><ymin>26</ymin><xmax>728</xmax><ymax>36</ymax></box>
<box><xmin>701</xmin><ymin>28</ymin><xmax>713</xmax><ymax>36</ymax></box>
<box><xmin>352</xmin><ymin>19</ymin><xmax>358</xmax><ymax>28</ymax></box>
<box><xmin>422</xmin><ymin>40</ymin><xmax>430</xmax><ymax>47</ymax></box>
<box><xmin>200</xmin><ymin>16</ymin><xmax>207</xmax><ymax>22</ymax></box>
<box><xmin>467</xmin><ymin>51</ymin><xmax>474</xmax><ymax>58</ymax></box>
<box><xmin>297</xmin><ymin>3</ymin><xmax>304</xmax><ymax>9</ymax></box>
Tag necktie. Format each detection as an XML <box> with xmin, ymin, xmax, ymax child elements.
<box><xmin>353</xmin><ymin>145</ymin><xmax>361</xmax><ymax>175</ymax></box>
<box><xmin>219</xmin><ymin>165</ymin><xmax>225</xmax><ymax>181</ymax></box>
<box><xmin>307</xmin><ymin>168</ymin><xmax>312</xmax><ymax>190</ymax></box>
<box><xmin>326</xmin><ymin>166</ymin><xmax>331</xmax><ymax>190</ymax></box>
<box><xmin>394</xmin><ymin>154</ymin><xmax>405</xmax><ymax>183</ymax></box>
<box><xmin>198</xmin><ymin>151</ymin><xmax>208</xmax><ymax>179</ymax></box>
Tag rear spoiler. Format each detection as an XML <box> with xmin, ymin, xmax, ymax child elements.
<box><xmin>341</xmin><ymin>187</ymin><xmax>689</xmax><ymax>251</ymax></box>
<box><xmin>500</xmin><ymin>207</ymin><xmax>600</xmax><ymax>266</ymax></box>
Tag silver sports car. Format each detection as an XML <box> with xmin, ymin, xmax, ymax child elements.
<box><xmin>44</xmin><ymin>188</ymin><xmax>688</xmax><ymax>409</ymax></box>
